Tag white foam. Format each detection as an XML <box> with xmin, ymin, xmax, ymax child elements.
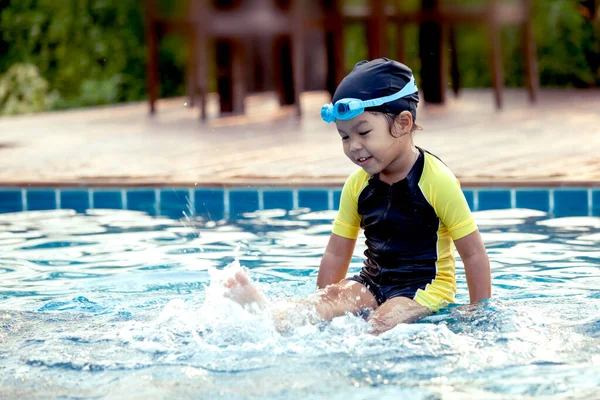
<box><xmin>537</xmin><ymin>217</ymin><xmax>600</xmax><ymax>228</ymax></box>
<box><xmin>472</xmin><ymin>209</ymin><xmax>547</xmax><ymax>219</ymax></box>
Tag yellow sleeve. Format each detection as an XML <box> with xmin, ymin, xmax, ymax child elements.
<box><xmin>420</xmin><ymin>154</ymin><xmax>477</xmax><ymax>240</ymax></box>
<box><xmin>331</xmin><ymin>169</ymin><xmax>366</xmax><ymax>239</ymax></box>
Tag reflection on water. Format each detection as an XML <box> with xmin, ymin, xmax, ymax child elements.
<box><xmin>0</xmin><ymin>208</ymin><xmax>599</xmax><ymax>399</ymax></box>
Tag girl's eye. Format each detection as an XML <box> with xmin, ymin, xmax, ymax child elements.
<box><xmin>341</xmin><ymin>136</ymin><xmax>349</xmax><ymax>141</ymax></box>
<box><xmin>358</xmin><ymin>131</ymin><xmax>371</xmax><ymax>136</ymax></box>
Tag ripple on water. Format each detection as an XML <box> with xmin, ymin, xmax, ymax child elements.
<box><xmin>0</xmin><ymin>208</ymin><xmax>597</xmax><ymax>399</ymax></box>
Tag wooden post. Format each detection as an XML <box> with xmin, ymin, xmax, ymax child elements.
<box><xmin>487</xmin><ymin>0</ymin><xmax>504</xmax><ymax>109</ymax></box>
<box><xmin>522</xmin><ymin>0</ymin><xmax>538</xmax><ymax>104</ymax></box>
<box><xmin>187</xmin><ymin>24</ymin><xmax>197</xmax><ymax>108</ymax></box>
<box><xmin>291</xmin><ymin>0</ymin><xmax>304</xmax><ymax>116</ymax></box>
<box><xmin>274</xmin><ymin>35</ymin><xmax>295</xmax><ymax>106</ymax></box>
<box><xmin>193</xmin><ymin>0</ymin><xmax>209</xmax><ymax>121</ymax></box>
<box><xmin>367</xmin><ymin>0</ymin><xmax>386</xmax><ymax>60</ymax></box>
<box><xmin>449</xmin><ymin>26</ymin><xmax>460</xmax><ymax>97</ymax></box>
<box><xmin>325</xmin><ymin>0</ymin><xmax>344</xmax><ymax>96</ymax></box>
<box><xmin>419</xmin><ymin>0</ymin><xmax>445</xmax><ymax>104</ymax></box>
<box><xmin>144</xmin><ymin>0</ymin><xmax>159</xmax><ymax>114</ymax></box>
<box><xmin>396</xmin><ymin>24</ymin><xmax>406</xmax><ymax>63</ymax></box>
<box><xmin>216</xmin><ymin>38</ymin><xmax>245</xmax><ymax>115</ymax></box>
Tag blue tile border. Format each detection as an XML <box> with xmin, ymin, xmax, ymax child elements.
<box><xmin>126</xmin><ymin>189</ymin><xmax>157</xmax><ymax>216</ymax></box>
<box><xmin>0</xmin><ymin>187</ymin><xmax>598</xmax><ymax>218</ymax></box>
<box><xmin>553</xmin><ymin>189</ymin><xmax>588</xmax><ymax>217</ymax></box>
<box><xmin>93</xmin><ymin>190</ymin><xmax>123</xmax><ymax>210</ymax></box>
<box><xmin>0</xmin><ymin>190</ymin><xmax>22</xmax><ymax>213</ymax></box>
<box><xmin>160</xmin><ymin>189</ymin><xmax>190</xmax><ymax>219</ymax></box>
<box><xmin>27</xmin><ymin>189</ymin><xmax>56</xmax><ymax>211</ymax></box>
<box><xmin>263</xmin><ymin>190</ymin><xmax>294</xmax><ymax>211</ymax></box>
<box><xmin>60</xmin><ymin>190</ymin><xmax>89</xmax><ymax>213</ymax></box>
<box><xmin>298</xmin><ymin>189</ymin><xmax>329</xmax><ymax>211</ymax></box>
<box><xmin>516</xmin><ymin>189</ymin><xmax>550</xmax><ymax>212</ymax></box>
<box><xmin>332</xmin><ymin>189</ymin><xmax>342</xmax><ymax>210</ymax></box>
<box><xmin>462</xmin><ymin>190</ymin><xmax>475</xmax><ymax>211</ymax></box>
<box><xmin>477</xmin><ymin>189</ymin><xmax>511</xmax><ymax>211</ymax></box>
<box><xmin>195</xmin><ymin>189</ymin><xmax>224</xmax><ymax>221</ymax></box>
<box><xmin>229</xmin><ymin>189</ymin><xmax>259</xmax><ymax>218</ymax></box>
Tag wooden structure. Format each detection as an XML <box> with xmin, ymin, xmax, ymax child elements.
<box><xmin>144</xmin><ymin>0</ymin><xmax>539</xmax><ymax>120</ymax></box>
<box><xmin>145</xmin><ymin>0</ymin><xmax>306</xmax><ymax>120</ymax></box>
<box><xmin>338</xmin><ymin>0</ymin><xmax>538</xmax><ymax>108</ymax></box>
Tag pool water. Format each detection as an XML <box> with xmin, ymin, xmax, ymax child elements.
<box><xmin>0</xmin><ymin>207</ymin><xmax>599</xmax><ymax>399</ymax></box>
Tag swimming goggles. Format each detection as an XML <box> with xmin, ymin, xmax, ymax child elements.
<box><xmin>320</xmin><ymin>76</ymin><xmax>418</xmax><ymax>123</ymax></box>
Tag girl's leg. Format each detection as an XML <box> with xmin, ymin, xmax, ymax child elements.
<box><xmin>223</xmin><ymin>269</ymin><xmax>377</xmax><ymax>331</ymax></box>
<box><xmin>366</xmin><ymin>297</ymin><xmax>431</xmax><ymax>335</ymax></box>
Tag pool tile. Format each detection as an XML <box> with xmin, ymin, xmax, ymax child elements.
<box><xmin>553</xmin><ymin>189</ymin><xmax>588</xmax><ymax>217</ymax></box>
<box><xmin>333</xmin><ymin>189</ymin><xmax>342</xmax><ymax>210</ymax></box>
<box><xmin>462</xmin><ymin>189</ymin><xmax>475</xmax><ymax>211</ymax></box>
<box><xmin>593</xmin><ymin>190</ymin><xmax>600</xmax><ymax>216</ymax></box>
<box><xmin>516</xmin><ymin>189</ymin><xmax>550</xmax><ymax>212</ymax></box>
<box><xmin>126</xmin><ymin>190</ymin><xmax>157</xmax><ymax>215</ymax></box>
<box><xmin>477</xmin><ymin>190</ymin><xmax>511</xmax><ymax>211</ymax></box>
<box><xmin>229</xmin><ymin>190</ymin><xmax>259</xmax><ymax>218</ymax></box>
<box><xmin>93</xmin><ymin>190</ymin><xmax>123</xmax><ymax>209</ymax></box>
<box><xmin>160</xmin><ymin>189</ymin><xmax>190</xmax><ymax>219</ymax></box>
<box><xmin>60</xmin><ymin>190</ymin><xmax>89</xmax><ymax>213</ymax></box>
<box><xmin>27</xmin><ymin>189</ymin><xmax>56</xmax><ymax>211</ymax></box>
<box><xmin>195</xmin><ymin>189</ymin><xmax>225</xmax><ymax>221</ymax></box>
<box><xmin>298</xmin><ymin>189</ymin><xmax>329</xmax><ymax>211</ymax></box>
<box><xmin>263</xmin><ymin>190</ymin><xmax>293</xmax><ymax>210</ymax></box>
<box><xmin>0</xmin><ymin>190</ymin><xmax>22</xmax><ymax>213</ymax></box>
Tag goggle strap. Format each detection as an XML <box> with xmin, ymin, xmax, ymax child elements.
<box><xmin>361</xmin><ymin>77</ymin><xmax>418</xmax><ymax>108</ymax></box>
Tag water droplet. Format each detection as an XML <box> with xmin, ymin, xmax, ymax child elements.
<box><xmin>361</xmin><ymin>287</ymin><xmax>367</xmax><ymax>293</ymax></box>
<box><xmin>355</xmin><ymin>296</ymin><xmax>360</xmax><ymax>301</ymax></box>
<box><xmin>184</xmin><ymin>102</ymin><xmax>188</xmax><ymax>106</ymax></box>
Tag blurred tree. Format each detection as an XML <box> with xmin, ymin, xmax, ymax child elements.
<box><xmin>0</xmin><ymin>0</ymin><xmax>598</xmax><ymax>115</ymax></box>
<box><xmin>342</xmin><ymin>0</ymin><xmax>600</xmax><ymax>89</ymax></box>
<box><xmin>0</xmin><ymin>63</ymin><xmax>58</xmax><ymax>115</ymax></box>
<box><xmin>0</xmin><ymin>0</ymin><xmax>186</xmax><ymax>112</ymax></box>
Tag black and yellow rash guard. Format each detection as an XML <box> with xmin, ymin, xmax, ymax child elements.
<box><xmin>333</xmin><ymin>147</ymin><xmax>477</xmax><ymax>311</ymax></box>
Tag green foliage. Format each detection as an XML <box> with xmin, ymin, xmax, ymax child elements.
<box><xmin>0</xmin><ymin>0</ymin><xmax>598</xmax><ymax>115</ymax></box>
<box><xmin>343</xmin><ymin>0</ymin><xmax>600</xmax><ymax>88</ymax></box>
<box><xmin>0</xmin><ymin>0</ymin><xmax>186</xmax><ymax>114</ymax></box>
<box><xmin>0</xmin><ymin>63</ymin><xmax>58</xmax><ymax>115</ymax></box>
<box><xmin>533</xmin><ymin>0</ymin><xmax>598</xmax><ymax>87</ymax></box>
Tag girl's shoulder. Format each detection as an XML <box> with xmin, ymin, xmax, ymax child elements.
<box><xmin>420</xmin><ymin>149</ymin><xmax>459</xmax><ymax>183</ymax></box>
<box><xmin>344</xmin><ymin>167</ymin><xmax>370</xmax><ymax>185</ymax></box>
<box><xmin>342</xmin><ymin>168</ymin><xmax>371</xmax><ymax>198</ymax></box>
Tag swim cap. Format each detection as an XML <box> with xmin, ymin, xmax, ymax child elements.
<box><xmin>331</xmin><ymin>58</ymin><xmax>419</xmax><ymax>120</ymax></box>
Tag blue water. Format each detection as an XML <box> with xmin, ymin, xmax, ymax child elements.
<box><xmin>0</xmin><ymin>207</ymin><xmax>599</xmax><ymax>399</ymax></box>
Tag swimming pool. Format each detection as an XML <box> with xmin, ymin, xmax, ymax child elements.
<box><xmin>0</xmin><ymin>186</ymin><xmax>599</xmax><ymax>399</ymax></box>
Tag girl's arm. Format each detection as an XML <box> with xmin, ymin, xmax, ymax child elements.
<box><xmin>316</xmin><ymin>233</ymin><xmax>357</xmax><ymax>289</ymax></box>
<box><xmin>453</xmin><ymin>229</ymin><xmax>492</xmax><ymax>303</ymax></box>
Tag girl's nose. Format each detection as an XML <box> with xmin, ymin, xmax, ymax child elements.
<box><xmin>349</xmin><ymin>138</ymin><xmax>363</xmax><ymax>152</ymax></box>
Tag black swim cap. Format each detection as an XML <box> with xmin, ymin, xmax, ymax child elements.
<box><xmin>331</xmin><ymin>58</ymin><xmax>419</xmax><ymax>120</ymax></box>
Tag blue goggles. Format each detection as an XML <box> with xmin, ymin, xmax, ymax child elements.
<box><xmin>320</xmin><ymin>76</ymin><xmax>418</xmax><ymax>123</ymax></box>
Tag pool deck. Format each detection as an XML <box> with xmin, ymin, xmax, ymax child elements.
<box><xmin>1</xmin><ymin>88</ymin><xmax>599</xmax><ymax>188</ymax></box>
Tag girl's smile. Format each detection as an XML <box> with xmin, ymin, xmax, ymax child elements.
<box><xmin>356</xmin><ymin>156</ymin><xmax>372</xmax><ymax>166</ymax></box>
<box><xmin>336</xmin><ymin>112</ymin><xmax>416</xmax><ymax>183</ymax></box>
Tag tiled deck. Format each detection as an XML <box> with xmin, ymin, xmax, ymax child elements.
<box><xmin>1</xmin><ymin>88</ymin><xmax>599</xmax><ymax>188</ymax></box>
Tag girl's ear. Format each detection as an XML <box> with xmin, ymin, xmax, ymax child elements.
<box><xmin>397</xmin><ymin>111</ymin><xmax>414</xmax><ymax>133</ymax></box>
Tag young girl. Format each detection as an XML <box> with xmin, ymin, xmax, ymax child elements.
<box><xmin>223</xmin><ymin>58</ymin><xmax>492</xmax><ymax>334</ymax></box>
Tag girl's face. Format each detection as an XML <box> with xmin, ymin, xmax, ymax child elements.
<box><xmin>335</xmin><ymin>112</ymin><xmax>414</xmax><ymax>179</ymax></box>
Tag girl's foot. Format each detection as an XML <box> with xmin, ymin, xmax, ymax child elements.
<box><xmin>223</xmin><ymin>268</ymin><xmax>265</xmax><ymax>309</ymax></box>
